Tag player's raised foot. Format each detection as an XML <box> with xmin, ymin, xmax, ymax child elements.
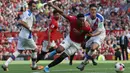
<box><xmin>93</xmin><ymin>61</ymin><xmax>97</xmax><ymax>66</ymax></box>
<box><xmin>32</xmin><ymin>66</ymin><xmax>38</xmax><ymax>70</ymax></box>
<box><xmin>43</xmin><ymin>66</ymin><xmax>50</xmax><ymax>73</ymax></box>
<box><xmin>1</xmin><ymin>64</ymin><xmax>8</xmax><ymax>71</ymax></box>
<box><xmin>38</xmin><ymin>65</ymin><xmax>44</xmax><ymax>70</ymax></box>
<box><xmin>77</xmin><ymin>61</ymin><xmax>89</xmax><ymax>71</ymax></box>
<box><xmin>31</xmin><ymin>65</ymin><xmax>44</xmax><ymax>70</ymax></box>
<box><xmin>30</xmin><ymin>64</ymin><xmax>44</xmax><ymax>70</ymax></box>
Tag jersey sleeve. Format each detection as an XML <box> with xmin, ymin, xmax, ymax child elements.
<box><xmin>97</xmin><ymin>21</ymin><xmax>105</xmax><ymax>32</ymax></box>
<box><xmin>21</xmin><ymin>11</ymin><xmax>28</xmax><ymax>22</ymax></box>
<box><xmin>66</xmin><ymin>15</ymin><xmax>74</xmax><ymax>22</ymax></box>
<box><xmin>97</xmin><ymin>13</ymin><xmax>105</xmax><ymax>31</ymax></box>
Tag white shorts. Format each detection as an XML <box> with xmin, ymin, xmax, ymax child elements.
<box><xmin>17</xmin><ymin>37</ymin><xmax>37</xmax><ymax>50</ymax></box>
<box><xmin>60</xmin><ymin>35</ymin><xmax>81</xmax><ymax>56</ymax></box>
<box><xmin>42</xmin><ymin>40</ymin><xmax>56</xmax><ymax>52</ymax></box>
<box><xmin>85</xmin><ymin>36</ymin><xmax>104</xmax><ymax>48</ymax></box>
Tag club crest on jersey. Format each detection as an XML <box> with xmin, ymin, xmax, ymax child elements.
<box><xmin>51</xmin><ymin>24</ymin><xmax>55</xmax><ymax>28</ymax></box>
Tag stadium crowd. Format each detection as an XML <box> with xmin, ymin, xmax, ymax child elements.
<box><xmin>0</xmin><ymin>0</ymin><xmax>130</xmax><ymax>60</ymax></box>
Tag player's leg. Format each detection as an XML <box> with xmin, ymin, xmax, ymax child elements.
<box><xmin>77</xmin><ymin>37</ymin><xmax>99</xmax><ymax>71</ymax></box>
<box><xmin>1</xmin><ymin>50</ymin><xmax>22</xmax><ymax>71</ymax></box>
<box><xmin>31</xmin><ymin>49</ymin><xmax>39</xmax><ymax>70</ymax></box>
<box><xmin>36</xmin><ymin>51</ymin><xmax>47</xmax><ymax>62</ymax></box>
<box><xmin>36</xmin><ymin>47</ymin><xmax>54</xmax><ymax>63</ymax></box>
<box><xmin>47</xmin><ymin>36</ymin><xmax>70</xmax><ymax>58</ymax></box>
<box><xmin>44</xmin><ymin>45</ymin><xmax>78</xmax><ymax>73</ymax></box>
<box><xmin>85</xmin><ymin>47</ymin><xmax>97</xmax><ymax>65</ymax></box>
<box><xmin>44</xmin><ymin>40</ymin><xmax>57</xmax><ymax>58</ymax></box>
<box><xmin>77</xmin><ymin>43</ymin><xmax>99</xmax><ymax>71</ymax></box>
<box><xmin>69</xmin><ymin>53</ymin><xmax>75</xmax><ymax>65</ymax></box>
<box><xmin>43</xmin><ymin>45</ymin><xmax>67</xmax><ymax>72</ymax></box>
<box><xmin>1</xmin><ymin>38</ymin><xmax>24</xmax><ymax>71</ymax></box>
<box><xmin>24</xmin><ymin>38</ymin><xmax>38</xmax><ymax>70</ymax></box>
<box><xmin>77</xmin><ymin>38</ymin><xmax>93</xmax><ymax>71</ymax></box>
<box><xmin>33</xmin><ymin>40</ymin><xmax>55</xmax><ymax>70</ymax></box>
<box><xmin>36</xmin><ymin>40</ymin><xmax>49</xmax><ymax>62</ymax></box>
<box><xmin>44</xmin><ymin>36</ymin><xmax>71</xmax><ymax>72</ymax></box>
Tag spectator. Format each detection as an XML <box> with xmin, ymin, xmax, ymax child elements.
<box><xmin>119</xmin><ymin>31</ymin><xmax>129</xmax><ymax>60</ymax></box>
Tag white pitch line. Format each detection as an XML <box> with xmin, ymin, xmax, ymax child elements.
<box><xmin>51</xmin><ymin>69</ymin><xmax>130</xmax><ymax>73</ymax></box>
<box><xmin>32</xmin><ymin>72</ymin><xmax>41</xmax><ymax>73</ymax></box>
<box><xmin>52</xmin><ymin>69</ymin><xmax>108</xmax><ymax>73</ymax></box>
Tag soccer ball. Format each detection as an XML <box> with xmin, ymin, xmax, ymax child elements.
<box><xmin>115</xmin><ymin>62</ymin><xmax>125</xmax><ymax>73</ymax></box>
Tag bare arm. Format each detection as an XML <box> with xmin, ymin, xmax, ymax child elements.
<box><xmin>91</xmin><ymin>31</ymin><xmax>101</xmax><ymax>36</ymax></box>
<box><xmin>48</xmin><ymin>2</ymin><xmax>68</xmax><ymax>19</ymax></box>
<box><xmin>18</xmin><ymin>20</ymin><xmax>32</xmax><ymax>32</ymax></box>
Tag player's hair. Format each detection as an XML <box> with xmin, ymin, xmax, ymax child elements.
<box><xmin>89</xmin><ymin>4</ymin><xmax>97</xmax><ymax>8</ymax></box>
<box><xmin>53</xmin><ymin>10</ymin><xmax>58</xmax><ymax>15</ymax></box>
<box><xmin>28</xmin><ymin>0</ymin><xmax>37</xmax><ymax>6</ymax></box>
<box><xmin>77</xmin><ymin>13</ymin><xmax>84</xmax><ymax>19</ymax></box>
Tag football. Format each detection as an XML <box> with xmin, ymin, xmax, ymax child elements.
<box><xmin>115</xmin><ymin>62</ymin><xmax>125</xmax><ymax>73</ymax></box>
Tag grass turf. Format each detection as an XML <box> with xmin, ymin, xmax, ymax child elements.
<box><xmin>0</xmin><ymin>60</ymin><xmax>130</xmax><ymax>73</ymax></box>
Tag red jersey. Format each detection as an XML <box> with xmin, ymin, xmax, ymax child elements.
<box><xmin>44</xmin><ymin>17</ymin><xmax>59</xmax><ymax>41</ymax></box>
<box><xmin>49</xmin><ymin>17</ymin><xmax>58</xmax><ymax>36</ymax></box>
<box><xmin>67</xmin><ymin>16</ymin><xmax>92</xmax><ymax>43</ymax></box>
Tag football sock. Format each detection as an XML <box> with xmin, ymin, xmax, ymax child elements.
<box><xmin>91</xmin><ymin>57</ymin><xmax>95</xmax><ymax>63</ymax></box>
<box><xmin>31</xmin><ymin>51</ymin><xmax>37</xmax><ymax>68</ymax></box>
<box><xmin>48</xmin><ymin>52</ymin><xmax>68</xmax><ymax>68</ymax></box>
<box><xmin>5</xmin><ymin>51</ymin><xmax>20</xmax><ymax>66</ymax></box>
<box><xmin>69</xmin><ymin>53</ymin><xmax>75</xmax><ymax>65</ymax></box>
<box><xmin>83</xmin><ymin>54</ymin><xmax>91</xmax><ymax>64</ymax></box>
<box><xmin>36</xmin><ymin>51</ymin><xmax>47</xmax><ymax>63</ymax></box>
<box><xmin>83</xmin><ymin>50</ymin><xmax>94</xmax><ymax>63</ymax></box>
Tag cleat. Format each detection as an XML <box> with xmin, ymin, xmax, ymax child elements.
<box><xmin>93</xmin><ymin>62</ymin><xmax>97</xmax><ymax>66</ymax></box>
<box><xmin>31</xmin><ymin>65</ymin><xmax>44</xmax><ymax>70</ymax></box>
<box><xmin>37</xmin><ymin>65</ymin><xmax>44</xmax><ymax>70</ymax></box>
<box><xmin>43</xmin><ymin>66</ymin><xmax>50</xmax><ymax>73</ymax></box>
<box><xmin>32</xmin><ymin>66</ymin><xmax>38</xmax><ymax>70</ymax></box>
<box><xmin>1</xmin><ymin>65</ymin><xmax>8</xmax><ymax>71</ymax></box>
<box><xmin>77</xmin><ymin>61</ymin><xmax>89</xmax><ymax>71</ymax></box>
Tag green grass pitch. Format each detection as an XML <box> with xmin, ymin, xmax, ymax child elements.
<box><xmin>0</xmin><ymin>60</ymin><xmax>130</xmax><ymax>73</ymax></box>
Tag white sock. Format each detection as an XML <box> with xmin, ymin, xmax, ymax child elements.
<box><xmin>31</xmin><ymin>52</ymin><xmax>37</xmax><ymax>68</ymax></box>
<box><xmin>5</xmin><ymin>51</ymin><xmax>20</xmax><ymax>66</ymax></box>
<box><xmin>82</xmin><ymin>50</ymin><xmax>94</xmax><ymax>64</ymax></box>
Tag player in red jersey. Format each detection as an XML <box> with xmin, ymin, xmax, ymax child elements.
<box><xmin>43</xmin><ymin>2</ymin><xmax>92</xmax><ymax>73</ymax></box>
<box><xmin>32</xmin><ymin>10</ymin><xmax>60</xmax><ymax>70</ymax></box>
<box><xmin>36</xmin><ymin>10</ymin><xmax>59</xmax><ymax>62</ymax></box>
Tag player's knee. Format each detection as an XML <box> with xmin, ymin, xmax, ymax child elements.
<box><xmin>91</xmin><ymin>43</ymin><xmax>99</xmax><ymax>51</ymax></box>
<box><xmin>56</xmin><ymin>46</ymin><xmax>65</xmax><ymax>53</ymax></box>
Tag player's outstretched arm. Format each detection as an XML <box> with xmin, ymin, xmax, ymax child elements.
<box><xmin>48</xmin><ymin>2</ymin><xmax>68</xmax><ymax>19</ymax></box>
